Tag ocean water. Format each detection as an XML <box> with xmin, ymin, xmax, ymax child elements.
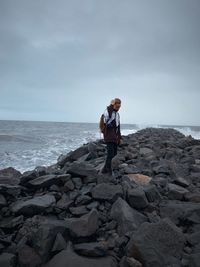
<box><xmin>0</xmin><ymin>120</ymin><xmax>200</xmax><ymax>174</ymax></box>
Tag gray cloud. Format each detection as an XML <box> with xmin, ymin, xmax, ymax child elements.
<box><xmin>0</xmin><ymin>0</ymin><xmax>200</xmax><ymax>125</ymax></box>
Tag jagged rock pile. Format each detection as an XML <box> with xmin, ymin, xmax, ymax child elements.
<box><xmin>0</xmin><ymin>127</ymin><xmax>200</xmax><ymax>267</ymax></box>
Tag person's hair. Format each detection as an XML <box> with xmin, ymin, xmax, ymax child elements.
<box><xmin>110</xmin><ymin>98</ymin><xmax>121</xmax><ymax>105</ymax></box>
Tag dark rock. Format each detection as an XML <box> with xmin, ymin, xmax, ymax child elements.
<box><xmin>119</xmin><ymin>256</ymin><xmax>142</xmax><ymax>267</ymax></box>
<box><xmin>32</xmin><ymin>219</ymin><xmax>69</xmax><ymax>261</ymax></box>
<box><xmin>0</xmin><ymin>167</ymin><xmax>21</xmax><ymax>185</ymax></box>
<box><xmin>0</xmin><ymin>184</ymin><xmax>22</xmax><ymax>197</ymax></box>
<box><xmin>67</xmin><ymin>162</ymin><xmax>98</xmax><ymax>179</ymax></box>
<box><xmin>18</xmin><ymin>244</ymin><xmax>42</xmax><ymax>267</ymax></box>
<box><xmin>69</xmin><ymin>206</ymin><xmax>88</xmax><ymax>216</ymax></box>
<box><xmin>173</xmin><ymin>176</ymin><xmax>190</xmax><ymax>187</ymax></box>
<box><xmin>188</xmin><ymin>253</ymin><xmax>200</xmax><ymax>267</ymax></box>
<box><xmin>139</xmin><ymin>147</ymin><xmax>154</xmax><ymax>156</ymax></box>
<box><xmin>127</xmin><ymin>187</ymin><xmax>148</xmax><ymax>209</ymax></box>
<box><xmin>0</xmin><ymin>252</ymin><xmax>16</xmax><ymax>267</ymax></box>
<box><xmin>71</xmin><ymin>177</ymin><xmax>82</xmax><ymax>189</ymax></box>
<box><xmin>87</xmin><ymin>201</ymin><xmax>99</xmax><ymax>210</ymax></box>
<box><xmin>63</xmin><ymin>179</ymin><xmax>74</xmax><ymax>192</ymax></box>
<box><xmin>44</xmin><ymin>244</ymin><xmax>118</xmax><ymax>267</ymax></box>
<box><xmin>65</xmin><ymin>209</ymin><xmax>99</xmax><ymax>238</ymax></box>
<box><xmin>110</xmin><ymin>197</ymin><xmax>147</xmax><ymax>235</ymax></box>
<box><xmin>75</xmin><ymin>194</ymin><xmax>92</xmax><ymax>205</ymax></box>
<box><xmin>51</xmin><ymin>233</ymin><xmax>68</xmax><ymax>253</ymax></box>
<box><xmin>0</xmin><ymin>193</ymin><xmax>7</xmax><ymax>208</ymax></box>
<box><xmin>73</xmin><ymin>241</ymin><xmax>107</xmax><ymax>257</ymax></box>
<box><xmin>10</xmin><ymin>194</ymin><xmax>56</xmax><ymax>216</ymax></box>
<box><xmin>168</xmin><ymin>183</ymin><xmax>189</xmax><ymax>200</ymax></box>
<box><xmin>27</xmin><ymin>174</ymin><xmax>63</xmax><ymax>189</ymax></box>
<box><xmin>20</xmin><ymin>170</ymin><xmax>38</xmax><ymax>185</ymax></box>
<box><xmin>126</xmin><ymin>218</ymin><xmax>185</xmax><ymax>267</ymax></box>
<box><xmin>57</xmin><ymin>145</ymin><xmax>89</xmax><ymax>167</ymax></box>
<box><xmin>152</xmin><ymin>162</ymin><xmax>171</xmax><ymax>175</ymax></box>
<box><xmin>0</xmin><ymin>215</ymin><xmax>24</xmax><ymax>229</ymax></box>
<box><xmin>143</xmin><ymin>185</ymin><xmax>162</xmax><ymax>202</ymax></box>
<box><xmin>56</xmin><ymin>194</ymin><xmax>73</xmax><ymax>210</ymax></box>
<box><xmin>187</xmin><ymin>231</ymin><xmax>200</xmax><ymax>253</ymax></box>
<box><xmin>160</xmin><ymin>200</ymin><xmax>200</xmax><ymax>225</ymax></box>
<box><xmin>92</xmin><ymin>183</ymin><xmax>123</xmax><ymax>202</ymax></box>
<box><xmin>184</xmin><ymin>192</ymin><xmax>200</xmax><ymax>203</ymax></box>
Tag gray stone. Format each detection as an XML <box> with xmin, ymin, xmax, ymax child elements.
<box><xmin>92</xmin><ymin>183</ymin><xmax>123</xmax><ymax>202</ymax></box>
<box><xmin>160</xmin><ymin>200</ymin><xmax>200</xmax><ymax>224</ymax></box>
<box><xmin>69</xmin><ymin>206</ymin><xmax>88</xmax><ymax>216</ymax></box>
<box><xmin>173</xmin><ymin>176</ymin><xmax>190</xmax><ymax>187</ymax></box>
<box><xmin>139</xmin><ymin>147</ymin><xmax>154</xmax><ymax>156</ymax></box>
<box><xmin>0</xmin><ymin>252</ymin><xmax>16</xmax><ymax>267</ymax></box>
<box><xmin>63</xmin><ymin>179</ymin><xmax>74</xmax><ymax>192</ymax></box>
<box><xmin>188</xmin><ymin>253</ymin><xmax>200</xmax><ymax>267</ymax></box>
<box><xmin>73</xmin><ymin>241</ymin><xmax>107</xmax><ymax>257</ymax></box>
<box><xmin>119</xmin><ymin>256</ymin><xmax>142</xmax><ymax>267</ymax></box>
<box><xmin>57</xmin><ymin>145</ymin><xmax>89</xmax><ymax>167</ymax></box>
<box><xmin>72</xmin><ymin>177</ymin><xmax>82</xmax><ymax>189</ymax></box>
<box><xmin>27</xmin><ymin>174</ymin><xmax>63</xmax><ymax>189</ymax></box>
<box><xmin>127</xmin><ymin>218</ymin><xmax>185</xmax><ymax>267</ymax></box>
<box><xmin>128</xmin><ymin>187</ymin><xmax>148</xmax><ymax>209</ymax></box>
<box><xmin>11</xmin><ymin>194</ymin><xmax>56</xmax><ymax>216</ymax></box>
<box><xmin>44</xmin><ymin>244</ymin><xmax>118</xmax><ymax>267</ymax></box>
<box><xmin>0</xmin><ymin>184</ymin><xmax>22</xmax><ymax>197</ymax></box>
<box><xmin>143</xmin><ymin>185</ymin><xmax>162</xmax><ymax>202</ymax></box>
<box><xmin>32</xmin><ymin>219</ymin><xmax>69</xmax><ymax>261</ymax></box>
<box><xmin>0</xmin><ymin>167</ymin><xmax>21</xmax><ymax>185</ymax></box>
<box><xmin>51</xmin><ymin>233</ymin><xmax>68</xmax><ymax>253</ymax></box>
<box><xmin>110</xmin><ymin>197</ymin><xmax>147</xmax><ymax>235</ymax></box>
<box><xmin>67</xmin><ymin>162</ymin><xmax>98</xmax><ymax>178</ymax></box>
<box><xmin>65</xmin><ymin>209</ymin><xmax>99</xmax><ymax>238</ymax></box>
<box><xmin>0</xmin><ymin>215</ymin><xmax>24</xmax><ymax>229</ymax></box>
<box><xmin>18</xmin><ymin>244</ymin><xmax>42</xmax><ymax>267</ymax></box>
<box><xmin>168</xmin><ymin>183</ymin><xmax>189</xmax><ymax>200</ymax></box>
<box><xmin>0</xmin><ymin>193</ymin><xmax>7</xmax><ymax>207</ymax></box>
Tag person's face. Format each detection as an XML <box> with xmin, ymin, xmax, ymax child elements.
<box><xmin>113</xmin><ymin>101</ymin><xmax>121</xmax><ymax>110</ymax></box>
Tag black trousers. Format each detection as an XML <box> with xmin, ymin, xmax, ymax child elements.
<box><xmin>103</xmin><ymin>142</ymin><xmax>118</xmax><ymax>171</ymax></box>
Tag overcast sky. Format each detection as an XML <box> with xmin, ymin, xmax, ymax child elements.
<box><xmin>0</xmin><ymin>0</ymin><xmax>200</xmax><ymax>126</ymax></box>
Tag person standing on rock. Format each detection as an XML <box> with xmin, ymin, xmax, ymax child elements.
<box><xmin>100</xmin><ymin>98</ymin><xmax>123</xmax><ymax>175</ymax></box>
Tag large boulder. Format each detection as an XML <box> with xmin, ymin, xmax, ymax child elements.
<box><xmin>110</xmin><ymin>197</ymin><xmax>147</xmax><ymax>235</ymax></box>
<box><xmin>27</xmin><ymin>174</ymin><xmax>63</xmax><ymax>189</ymax></box>
<box><xmin>67</xmin><ymin>162</ymin><xmax>98</xmax><ymax>179</ymax></box>
<box><xmin>0</xmin><ymin>184</ymin><xmax>22</xmax><ymax>197</ymax></box>
<box><xmin>0</xmin><ymin>167</ymin><xmax>21</xmax><ymax>185</ymax></box>
<box><xmin>17</xmin><ymin>244</ymin><xmax>42</xmax><ymax>267</ymax></box>
<box><xmin>10</xmin><ymin>194</ymin><xmax>56</xmax><ymax>216</ymax></box>
<box><xmin>65</xmin><ymin>209</ymin><xmax>99</xmax><ymax>238</ymax></box>
<box><xmin>57</xmin><ymin>145</ymin><xmax>89</xmax><ymax>167</ymax></box>
<box><xmin>31</xmin><ymin>219</ymin><xmax>69</xmax><ymax>262</ymax></box>
<box><xmin>44</xmin><ymin>244</ymin><xmax>118</xmax><ymax>267</ymax></box>
<box><xmin>92</xmin><ymin>183</ymin><xmax>123</xmax><ymax>202</ymax></box>
<box><xmin>160</xmin><ymin>200</ymin><xmax>200</xmax><ymax>225</ymax></box>
<box><xmin>126</xmin><ymin>218</ymin><xmax>186</xmax><ymax>267</ymax></box>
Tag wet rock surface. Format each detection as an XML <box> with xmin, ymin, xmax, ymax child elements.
<box><xmin>0</xmin><ymin>127</ymin><xmax>200</xmax><ymax>266</ymax></box>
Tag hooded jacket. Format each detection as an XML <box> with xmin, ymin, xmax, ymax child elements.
<box><xmin>102</xmin><ymin>104</ymin><xmax>122</xmax><ymax>144</ymax></box>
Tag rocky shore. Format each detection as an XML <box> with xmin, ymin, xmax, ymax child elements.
<box><xmin>0</xmin><ymin>127</ymin><xmax>200</xmax><ymax>267</ymax></box>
